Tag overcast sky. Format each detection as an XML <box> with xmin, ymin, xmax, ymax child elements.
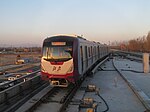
<box><xmin>0</xmin><ymin>0</ymin><xmax>150</xmax><ymax>47</ymax></box>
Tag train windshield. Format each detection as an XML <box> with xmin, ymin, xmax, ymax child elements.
<box><xmin>43</xmin><ymin>46</ymin><xmax>72</xmax><ymax>61</ymax></box>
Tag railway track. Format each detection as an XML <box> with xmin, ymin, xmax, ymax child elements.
<box><xmin>0</xmin><ymin>70</ymin><xmax>41</xmax><ymax>91</ymax></box>
<box><xmin>31</xmin><ymin>84</ymin><xmax>78</xmax><ymax>112</ymax></box>
<box><xmin>1</xmin><ymin>53</ymin><xmax>147</xmax><ymax>112</ymax></box>
<box><xmin>0</xmin><ymin>63</ymin><xmax>40</xmax><ymax>91</ymax></box>
<box><xmin>0</xmin><ymin>62</ymin><xmax>40</xmax><ymax>75</ymax></box>
<box><xmin>0</xmin><ymin>71</ymin><xmax>49</xmax><ymax>112</ymax></box>
<box><xmin>113</xmin><ymin>50</ymin><xmax>150</xmax><ymax>62</ymax></box>
<box><xmin>16</xmin><ymin>78</ymin><xmax>83</xmax><ymax>112</ymax></box>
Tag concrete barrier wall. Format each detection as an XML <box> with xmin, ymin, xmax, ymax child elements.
<box><xmin>0</xmin><ymin>74</ymin><xmax>41</xmax><ymax>104</ymax></box>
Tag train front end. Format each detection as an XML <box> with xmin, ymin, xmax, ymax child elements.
<box><xmin>41</xmin><ymin>36</ymin><xmax>77</xmax><ymax>87</ymax></box>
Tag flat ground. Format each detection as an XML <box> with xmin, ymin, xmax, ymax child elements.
<box><xmin>0</xmin><ymin>53</ymin><xmax>41</xmax><ymax>66</ymax></box>
<box><xmin>67</xmin><ymin>59</ymin><xmax>146</xmax><ymax>112</ymax></box>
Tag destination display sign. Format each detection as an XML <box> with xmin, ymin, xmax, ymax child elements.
<box><xmin>51</xmin><ymin>42</ymin><xmax>66</xmax><ymax>46</ymax></box>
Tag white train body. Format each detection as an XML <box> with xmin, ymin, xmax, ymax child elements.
<box><xmin>41</xmin><ymin>35</ymin><xmax>109</xmax><ymax>87</ymax></box>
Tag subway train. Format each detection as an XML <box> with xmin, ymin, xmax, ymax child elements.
<box><xmin>41</xmin><ymin>34</ymin><xmax>109</xmax><ymax>87</ymax></box>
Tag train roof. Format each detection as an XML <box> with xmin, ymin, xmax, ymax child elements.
<box><xmin>47</xmin><ymin>34</ymin><xmax>86</xmax><ymax>40</ymax></box>
<box><xmin>50</xmin><ymin>34</ymin><xmax>80</xmax><ymax>38</ymax></box>
<box><xmin>44</xmin><ymin>34</ymin><xmax>105</xmax><ymax>46</ymax></box>
<box><xmin>44</xmin><ymin>34</ymin><xmax>87</xmax><ymax>42</ymax></box>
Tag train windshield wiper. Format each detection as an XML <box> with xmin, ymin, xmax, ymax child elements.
<box><xmin>58</xmin><ymin>58</ymin><xmax>72</xmax><ymax>61</ymax></box>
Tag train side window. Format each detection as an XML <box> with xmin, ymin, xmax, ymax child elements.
<box><xmin>100</xmin><ymin>47</ymin><xmax>102</xmax><ymax>57</ymax></box>
<box><xmin>85</xmin><ymin>46</ymin><xmax>88</xmax><ymax>67</ymax></box>
<box><xmin>98</xmin><ymin>46</ymin><xmax>100</xmax><ymax>58</ymax></box>
<box><xmin>91</xmin><ymin>46</ymin><xmax>93</xmax><ymax>56</ymax></box>
<box><xmin>85</xmin><ymin>46</ymin><xmax>87</xmax><ymax>59</ymax></box>
<box><xmin>94</xmin><ymin>46</ymin><xmax>96</xmax><ymax>59</ymax></box>
<box><xmin>80</xmin><ymin>46</ymin><xmax>84</xmax><ymax>72</ymax></box>
<box><xmin>91</xmin><ymin>46</ymin><xmax>93</xmax><ymax>63</ymax></box>
<box><xmin>88</xmin><ymin>47</ymin><xmax>90</xmax><ymax>57</ymax></box>
<box><xmin>94</xmin><ymin>46</ymin><xmax>96</xmax><ymax>55</ymax></box>
<box><xmin>102</xmin><ymin>47</ymin><xmax>103</xmax><ymax>56</ymax></box>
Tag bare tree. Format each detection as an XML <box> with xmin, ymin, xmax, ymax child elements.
<box><xmin>111</xmin><ymin>31</ymin><xmax>150</xmax><ymax>52</ymax></box>
<box><xmin>146</xmin><ymin>31</ymin><xmax>150</xmax><ymax>52</ymax></box>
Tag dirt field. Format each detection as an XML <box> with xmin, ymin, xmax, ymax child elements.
<box><xmin>0</xmin><ymin>53</ymin><xmax>41</xmax><ymax>66</ymax></box>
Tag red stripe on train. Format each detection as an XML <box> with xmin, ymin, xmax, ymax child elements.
<box><xmin>41</xmin><ymin>71</ymin><xmax>75</xmax><ymax>83</ymax></box>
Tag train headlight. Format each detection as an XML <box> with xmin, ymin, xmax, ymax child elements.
<box><xmin>41</xmin><ymin>65</ymin><xmax>46</xmax><ymax>72</ymax></box>
<box><xmin>67</xmin><ymin>64</ymin><xmax>74</xmax><ymax>73</ymax></box>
